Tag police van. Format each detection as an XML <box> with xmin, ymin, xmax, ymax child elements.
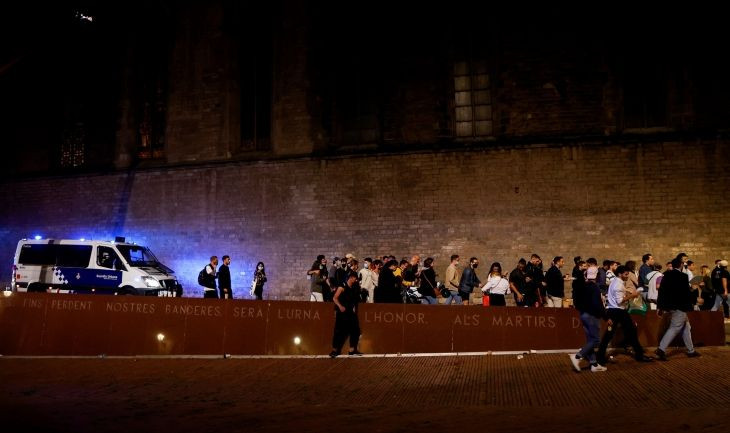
<box><xmin>10</xmin><ymin>238</ymin><xmax>183</xmax><ymax>296</ymax></box>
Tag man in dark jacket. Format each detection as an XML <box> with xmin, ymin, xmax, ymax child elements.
<box><xmin>570</xmin><ymin>266</ymin><xmax>607</xmax><ymax>372</ymax></box>
<box><xmin>655</xmin><ymin>257</ymin><xmax>701</xmax><ymax>360</ymax></box>
<box><xmin>459</xmin><ymin>257</ymin><xmax>481</xmax><ymax>305</ymax></box>
<box><xmin>218</xmin><ymin>255</ymin><xmax>232</xmax><ymax>299</ymax></box>
<box><xmin>524</xmin><ymin>254</ymin><xmax>544</xmax><ymax>307</ymax></box>
<box><xmin>545</xmin><ymin>256</ymin><xmax>565</xmax><ymax>307</ymax></box>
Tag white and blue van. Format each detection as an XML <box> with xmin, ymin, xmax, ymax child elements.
<box><xmin>10</xmin><ymin>238</ymin><xmax>182</xmax><ymax>296</ymax></box>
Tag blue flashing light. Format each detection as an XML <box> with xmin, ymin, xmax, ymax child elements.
<box><xmin>34</xmin><ymin>235</ymin><xmax>42</xmax><ymax>240</ymax></box>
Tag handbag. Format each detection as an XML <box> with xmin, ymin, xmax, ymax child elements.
<box><xmin>249</xmin><ymin>276</ymin><xmax>257</xmax><ymax>297</ymax></box>
<box><xmin>628</xmin><ymin>294</ymin><xmax>647</xmax><ymax>316</ymax></box>
<box><xmin>482</xmin><ymin>294</ymin><xmax>490</xmax><ymax>307</ymax></box>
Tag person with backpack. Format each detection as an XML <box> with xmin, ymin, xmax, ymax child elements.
<box><xmin>198</xmin><ymin>256</ymin><xmax>218</xmax><ymax>298</ymax></box>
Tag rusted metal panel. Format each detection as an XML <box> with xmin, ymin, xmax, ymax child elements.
<box><xmin>0</xmin><ymin>294</ymin><xmax>724</xmax><ymax>356</ymax></box>
<box><xmin>222</xmin><ymin>300</ymin><xmax>269</xmax><ymax>355</ymax></box>
<box><xmin>263</xmin><ymin>301</ymin><xmax>334</xmax><ymax>355</ymax></box>
<box><xmin>106</xmin><ymin>297</ymin><xmax>188</xmax><ymax>356</ymax></box>
<box><xmin>0</xmin><ymin>294</ymin><xmax>50</xmax><ymax>355</ymax></box>
<box><xmin>358</xmin><ymin>304</ymin><xmax>408</xmax><ymax>355</ymax></box>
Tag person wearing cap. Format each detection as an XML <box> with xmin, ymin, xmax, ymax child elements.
<box><xmin>711</xmin><ymin>260</ymin><xmax>729</xmax><ymax>313</ymax></box>
<box><xmin>570</xmin><ymin>265</ymin><xmax>607</xmax><ymax>372</ymax></box>
<box><xmin>654</xmin><ymin>257</ymin><xmax>701</xmax><ymax>360</ymax></box>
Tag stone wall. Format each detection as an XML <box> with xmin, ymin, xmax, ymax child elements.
<box><xmin>2</xmin><ymin>139</ymin><xmax>728</xmax><ymax>298</ymax></box>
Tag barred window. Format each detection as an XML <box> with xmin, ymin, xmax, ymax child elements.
<box><xmin>454</xmin><ymin>60</ymin><xmax>493</xmax><ymax>138</ymax></box>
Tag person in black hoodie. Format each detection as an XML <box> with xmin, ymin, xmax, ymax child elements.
<box><xmin>655</xmin><ymin>257</ymin><xmax>701</xmax><ymax>360</ymax></box>
<box><xmin>570</xmin><ymin>266</ymin><xmax>608</xmax><ymax>372</ymax></box>
<box><xmin>374</xmin><ymin>260</ymin><xmax>401</xmax><ymax>303</ymax></box>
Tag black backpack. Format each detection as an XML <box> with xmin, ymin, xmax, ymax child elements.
<box><xmin>198</xmin><ymin>267</ymin><xmax>209</xmax><ymax>286</ymax></box>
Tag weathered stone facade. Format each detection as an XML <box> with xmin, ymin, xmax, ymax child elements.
<box><xmin>1</xmin><ymin>3</ymin><xmax>728</xmax><ymax>297</ymax></box>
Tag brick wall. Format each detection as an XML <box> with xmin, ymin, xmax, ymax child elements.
<box><xmin>2</xmin><ymin>139</ymin><xmax>729</xmax><ymax>299</ymax></box>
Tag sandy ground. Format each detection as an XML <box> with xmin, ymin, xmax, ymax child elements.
<box><xmin>2</xmin><ymin>348</ymin><xmax>730</xmax><ymax>433</ymax></box>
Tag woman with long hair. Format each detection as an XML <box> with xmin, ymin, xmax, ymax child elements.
<box><xmin>483</xmin><ymin>262</ymin><xmax>510</xmax><ymax>306</ymax></box>
<box><xmin>251</xmin><ymin>261</ymin><xmax>267</xmax><ymax>300</ymax></box>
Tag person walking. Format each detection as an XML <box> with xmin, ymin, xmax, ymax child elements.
<box><xmin>596</xmin><ymin>265</ymin><xmax>654</xmax><ymax>366</ymax></box>
<box><xmin>329</xmin><ymin>274</ymin><xmax>363</xmax><ymax>358</ymax></box>
<box><xmin>654</xmin><ymin>258</ymin><xmax>701</xmax><ymax>360</ymax></box>
<box><xmin>570</xmin><ymin>266</ymin><xmax>607</xmax><ymax>372</ymax></box>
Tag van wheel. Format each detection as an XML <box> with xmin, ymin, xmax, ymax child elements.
<box><xmin>118</xmin><ymin>286</ymin><xmax>136</xmax><ymax>296</ymax></box>
<box><xmin>28</xmin><ymin>283</ymin><xmax>44</xmax><ymax>293</ymax></box>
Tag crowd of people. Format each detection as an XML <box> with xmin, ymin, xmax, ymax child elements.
<box><xmin>308</xmin><ymin>251</ymin><xmax>729</xmax><ymax>364</ymax></box>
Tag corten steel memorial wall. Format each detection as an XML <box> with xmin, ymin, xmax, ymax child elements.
<box><xmin>0</xmin><ymin>293</ymin><xmax>723</xmax><ymax>356</ymax></box>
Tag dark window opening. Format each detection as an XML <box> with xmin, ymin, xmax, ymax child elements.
<box><xmin>237</xmin><ymin>4</ymin><xmax>273</xmax><ymax>152</ymax></box>
<box><xmin>623</xmin><ymin>54</ymin><xmax>668</xmax><ymax>130</ymax></box>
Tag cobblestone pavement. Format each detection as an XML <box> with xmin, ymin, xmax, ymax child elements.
<box><xmin>2</xmin><ymin>348</ymin><xmax>730</xmax><ymax>432</ymax></box>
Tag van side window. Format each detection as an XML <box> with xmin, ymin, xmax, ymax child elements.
<box><xmin>18</xmin><ymin>244</ymin><xmax>55</xmax><ymax>265</ymax></box>
<box><xmin>97</xmin><ymin>247</ymin><xmax>124</xmax><ymax>271</ymax></box>
<box><xmin>56</xmin><ymin>245</ymin><xmax>92</xmax><ymax>268</ymax></box>
<box><xmin>18</xmin><ymin>244</ymin><xmax>92</xmax><ymax>268</ymax></box>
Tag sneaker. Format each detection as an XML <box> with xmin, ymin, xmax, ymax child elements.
<box><xmin>686</xmin><ymin>351</ymin><xmax>701</xmax><ymax>358</ymax></box>
<box><xmin>348</xmin><ymin>350</ymin><xmax>364</xmax><ymax>357</ymax></box>
<box><xmin>654</xmin><ymin>348</ymin><xmax>668</xmax><ymax>361</ymax></box>
<box><xmin>636</xmin><ymin>355</ymin><xmax>654</xmax><ymax>362</ymax></box>
<box><xmin>569</xmin><ymin>353</ymin><xmax>582</xmax><ymax>372</ymax></box>
<box><xmin>329</xmin><ymin>350</ymin><xmax>339</xmax><ymax>359</ymax></box>
<box><xmin>590</xmin><ymin>364</ymin><xmax>608</xmax><ymax>372</ymax></box>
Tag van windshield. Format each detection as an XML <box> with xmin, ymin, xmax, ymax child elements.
<box><xmin>116</xmin><ymin>245</ymin><xmax>172</xmax><ymax>272</ymax></box>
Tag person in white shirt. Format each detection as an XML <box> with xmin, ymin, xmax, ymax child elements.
<box><xmin>645</xmin><ymin>264</ymin><xmax>663</xmax><ymax>309</ymax></box>
<box><xmin>358</xmin><ymin>258</ymin><xmax>376</xmax><ymax>303</ymax></box>
<box><xmin>482</xmin><ymin>262</ymin><xmax>511</xmax><ymax>306</ymax></box>
<box><xmin>596</xmin><ymin>265</ymin><xmax>654</xmax><ymax>366</ymax></box>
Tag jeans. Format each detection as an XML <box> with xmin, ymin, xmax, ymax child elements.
<box><xmin>658</xmin><ymin>310</ymin><xmax>695</xmax><ymax>353</ymax></box>
<box><xmin>712</xmin><ymin>294</ymin><xmax>724</xmax><ymax>312</ymax></box>
<box><xmin>421</xmin><ymin>296</ymin><xmax>439</xmax><ymax>305</ymax></box>
<box><xmin>578</xmin><ymin>312</ymin><xmax>601</xmax><ymax>363</ymax></box>
<box><xmin>445</xmin><ymin>291</ymin><xmax>462</xmax><ymax>305</ymax></box>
